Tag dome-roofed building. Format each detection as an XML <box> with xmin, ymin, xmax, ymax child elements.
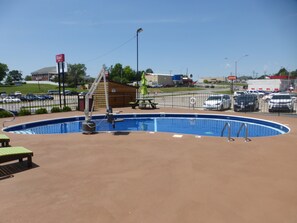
<box><xmin>31</xmin><ymin>66</ymin><xmax>57</xmax><ymax>81</ymax></box>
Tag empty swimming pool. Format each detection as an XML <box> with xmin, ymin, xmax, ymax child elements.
<box><xmin>3</xmin><ymin>113</ymin><xmax>289</xmax><ymax>137</ymax></box>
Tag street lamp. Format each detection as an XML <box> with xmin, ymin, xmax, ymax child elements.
<box><xmin>235</xmin><ymin>54</ymin><xmax>248</xmax><ymax>77</ymax></box>
<box><xmin>136</xmin><ymin>28</ymin><xmax>143</xmax><ymax>97</ymax></box>
<box><xmin>225</xmin><ymin>54</ymin><xmax>248</xmax><ymax>93</ymax></box>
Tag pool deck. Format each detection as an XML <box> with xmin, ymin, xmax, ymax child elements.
<box><xmin>1</xmin><ymin>108</ymin><xmax>297</xmax><ymax>223</ymax></box>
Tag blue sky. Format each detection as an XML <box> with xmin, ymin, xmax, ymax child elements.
<box><xmin>0</xmin><ymin>0</ymin><xmax>296</xmax><ymax>80</ymax></box>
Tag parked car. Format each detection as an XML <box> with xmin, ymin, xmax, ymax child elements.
<box><xmin>233</xmin><ymin>91</ymin><xmax>246</xmax><ymax>99</ymax></box>
<box><xmin>78</xmin><ymin>92</ymin><xmax>87</xmax><ymax>96</ymax></box>
<box><xmin>36</xmin><ymin>94</ymin><xmax>54</xmax><ymax>100</ymax></box>
<box><xmin>48</xmin><ymin>90</ymin><xmax>60</xmax><ymax>95</ymax></box>
<box><xmin>262</xmin><ymin>93</ymin><xmax>275</xmax><ymax>101</ymax></box>
<box><xmin>268</xmin><ymin>93</ymin><xmax>295</xmax><ymax>112</ymax></box>
<box><xmin>203</xmin><ymin>94</ymin><xmax>231</xmax><ymax>111</ymax></box>
<box><xmin>21</xmin><ymin>94</ymin><xmax>39</xmax><ymax>101</ymax></box>
<box><xmin>3</xmin><ymin>96</ymin><xmax>21</xmax><ymax>103</ymax></box>
<box><xmin>0</xmin><ymin>92</ymin><xmax>7</xmax><ymax>97</ymax></box>
<box><xmin>246</xmin><ymin>90</ymin><xmax>265</xmax><ymax>98</ymax></box>
<box><xmin>15</xmin><ymin>91</ymin><xmax>22</xmax><ymax>96</ymax></box>
<box><xmin>42</xmin><ymin>94</ymin><xmax>54</xmax><ymax>100</ymax></box>
<box><xmin>234</xmin><ymin>94</ymin><xmax>259</xmax><ymax>112</ymax></box>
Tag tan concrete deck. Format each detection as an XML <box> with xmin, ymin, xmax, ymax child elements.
<box><xmin>1</xmin><ymin>108</ymin><xmax>297</xmax><ymax>223</ymax></box>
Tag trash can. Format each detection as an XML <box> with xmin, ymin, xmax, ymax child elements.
<box><xmin>78</xmin><ymin>95</ymin><xmax>93</xmax><ymax>111</ymax></box>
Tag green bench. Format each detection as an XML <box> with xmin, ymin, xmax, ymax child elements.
<box><xmin>0</xmin><ymin>147</ymin><xmax>34</xmax><ymax>168</ymax></box>
<box><xmin>0</xmin><ymin>134</ymin><xmax>10</xmax><ymax>147</ymax></box>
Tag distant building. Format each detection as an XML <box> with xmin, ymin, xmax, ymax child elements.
<box><xmin>145</xmin><ymin>73</ymin><xmax>174</xmax><ymax>86</ymax></box>
<box><xmin>198</xmin><ymin>77</ymin><xmax>226</xmax><ymax>83</ymax></box>
<box><xmin>247</xmin><ymin>78</ymin><xmax>297</xmax><ymax>92</ymax></box>
<box><xmin>31</xmin><ymin>66</ymin><xmax>57</xmax><ymax>81</ymax></box>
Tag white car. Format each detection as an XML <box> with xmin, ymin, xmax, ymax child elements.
<box><xmin>262</xmin><ymin>93</ymin><xmax>275</xmax><ymax>101</ymax></box>
<box><xmin>233</xmin><ymin>91</ymin><xmax>246</xmax><ymax>98</ymax></box>
<box><xmin>246</xmin><ymin>90</ymin><xmax>265</xmax><ymax>98</ymax></box>
<box><xmin>268</xmin><ymin>93</ymin><xmax>294</xmax><ymax>112</ymax></box>
<box><xmin>15</xmin><ymin>91</ymin><xmax>22</xmax><ymax>96</ymax></box>
<box><xmin>3</xmin><ymin>96</ymin><xmax>21</xmax><ymax>103</ymax></box>
<box><xmin>203</xmin><ymin>94</ymin><xmax>231</xmax><ymax>110</ymax></box>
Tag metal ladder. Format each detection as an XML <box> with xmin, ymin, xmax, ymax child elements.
<box><xmin>2</xmin><ymin>109</ymin><xmax>16</xmax><ymax>128</ymax></box>
<box><xmin>236</xmin><ymin>123</ymin><xmax>250</xmax><ymax>142</ymax></box>
<box><xmin>221</xmin><ymin>122</ymin><xmax>232</xmax><ymax>141</ymax></box>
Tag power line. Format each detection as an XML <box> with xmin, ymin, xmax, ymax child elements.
<box><xmin>84</xmin><ymin>35</ymin><xmax>136</xmax><ymax>63</ymax></box>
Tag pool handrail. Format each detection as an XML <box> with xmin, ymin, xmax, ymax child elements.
<box><xmin>237</xmin><ymin>123</ymin><xmax>250</xmax><ymax>142</ymax></box>
<box><xmin>2</xmin><ymin>109</ymin><xmax>16</xmax><ymax>128</ymax></box>
<box><xmin>221</xmin><ymin>122</ymin><xmax>232</xmax><ymax>141</ymax></box>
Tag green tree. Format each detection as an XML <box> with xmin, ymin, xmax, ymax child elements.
<box><xmin>67</xmin><ymin>63</ymin><xmax>87</xmax><ymax>88</ymax></box>
<box><xmin>0</xmin><ymin>63</ymin><xmax>9</xmax><ymax>82</ymax></box>
<box><xmin>109</xmin><ymin>63</ymin><xmax>123</xmax><ymax>82</ymax></box>
<box><xmin>5</xmin><ymin>74</ymin><xmax>13</xmax><ymax>85</ymax></box>
<box><xmin>8</xmin><ymin>70</ymin><xmax>23</xmax><ymax>81</ymax></box>
<box><xmin>123</xmin><ymin>66</ymin><xmax>135</xmax><ymax>82</ymax></box>
<box><xmin>25</xmin><ymin>75</ymin><xmax>32</xmax><ymax>81</ymax></box>
<box><xmin>276</xmin><ymin>68</ymin><xmax>289</xmax><ymax>76</ymax></box>
<box><xmin>146</xmin><ymin>68</ymin><xmax>154</xmax><ymax>73</ymax></box>
<box><xmin>257</xmin><ymin>75</ymin><xmax>268</xmax><ymax>79</ymax></box>
<box><xmin>109</xmin><ymin>63</ymin><xmax>136</xmax><ymax>84</ymax></box>
<box><xmin>289</xmin><ymin>69</ymin><xmax>297</xmax><ymax>78</ymax></box>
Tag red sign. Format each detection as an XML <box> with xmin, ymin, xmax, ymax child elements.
<box><xmin>56</xmin><ymin>54</ymin><xmax>65</xmax><ymax>63</ymax></box>
<box><xmin>228</xmin><ymin>75</ymin><xmax>237</xmax><ymax>80</ymax></box>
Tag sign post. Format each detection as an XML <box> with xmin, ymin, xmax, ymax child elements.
<box><xmin>228</xmin><ymin>75</ymin><xmax>237</xmax><ymax>94</ymax></box>
<box><xmin>56</xmin><ymin>54</ymin><xmax>65</xmax><ymax>108</ymax></box>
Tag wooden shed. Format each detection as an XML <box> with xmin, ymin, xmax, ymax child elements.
<box><xmin>93</xmin><ymin>81</ymin><xmax>136</xmax><ymax>110</ymax></box>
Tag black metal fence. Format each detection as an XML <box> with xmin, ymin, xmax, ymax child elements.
<box><xmin>147</xmin><ymin>92</ymin><xmax>297</xmax><ymax>116</ymax></box>
<box><xmin>1</xmin><ymin>92</ymin><xmax>297</xmax><ymax>116</ymax></box>
<box><xmin>0</xmin><ymin>95</ymin><xmax>78</xmax><ymax>114</ymax></box>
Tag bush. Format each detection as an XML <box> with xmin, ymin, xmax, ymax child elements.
<box><xmin>19</xmin><ymin>108</ymin><xmax>31</xmax><ymax>116</ymax></box>
<box><xmin>0</xmin><ymin>110</ymin><xmax>13</xmax><ymax>118</ymax></box>
<box><xmin>62</xmin><ymin>106</ymin><xmax>72</xmax><ymax>112</ymax></box>
<box><xmin>51</xmin><ymin>107</ymin><xmax>62</xmax><ymax>113</ymax></box>
<box><xmin>35</xmin><ymin>108</ymin><xmax>48</xmax><ymax>114</ymax></box>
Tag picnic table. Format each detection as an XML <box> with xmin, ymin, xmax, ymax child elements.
<box><xmin>129</xmin><ymin>98</ymin><xmax>158</xmax><ymax>109</ymax></box>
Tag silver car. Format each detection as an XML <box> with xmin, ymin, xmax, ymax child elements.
<box><xmin>203</xmin><ymin>94</ymin><xmax>231</xmax><ymax>111</ymax></box>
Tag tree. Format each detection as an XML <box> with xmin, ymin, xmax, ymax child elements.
<box><xmin>146</xmin><ymin>68</ymin><xmax>154</xmax><ymax>73</ymax></box>
<box><xmin>109</xmin><ymin>63</ymin><xmax>136</xmax><ymax>84</ymax></box>
<box><xmin>8</xmin><ymin>70</ymin><xmax>23</xmax><ymax>81</ymax></box>
<box><xmin>5</xmin><ymin>74</ymin><xmax>13</xmax><ymax>85</ymax></box>
<box><xmin>25</xmin><ymin>75</ymin><xmax>32</xmax><ymax>81</ymax></box>
<box><xmin>123</xmin><ymin>66</ymin><xmax>135</xmax><ymax>83</ymax></box>
<box><xmin>257</xmin><ymin>75</ymin><xmax>268</xmax><ymax>79</ymax></box>
<box><xmin>289</xmin><ymin>69</ymin><xmax>297</xmax><ymax>78</ymax></box>
<box><xmin>67</xmin><ymin>64</ymin><xmax>87</xmax><ymax>88</ymax></box>
<box><xmin>109</xmin><ymin>63</ymin><xmax>123</xmax><ymax>82</ymax></box>
<box><xmin>0</xmin><ymin>63</ymin><xmax>9</xmax><ymax>82</ymax></box>
<box><xmin>276</xmin><ymin>68</ymin><xmax>289</xmax><ymax>76</ymax></box>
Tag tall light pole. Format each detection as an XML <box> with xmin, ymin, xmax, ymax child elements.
<box><xmin>136</xmin><ymin>28</ymin><xmax>143</xmax><ymax>97</ymax></box>
<box><xmin>235</xmin><ymin>54</ymin><xmax>248</xmax><ymax>77</ymax></box>
<box><xmin>225</xmin><ymin>54</ymin><xmax>248</xmax><ymax>93</ymax></box>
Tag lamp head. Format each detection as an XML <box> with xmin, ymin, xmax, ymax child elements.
<box><xmin>137</xmin><ymin>28</ymin><xmax>143</xmax><ymax>33</ymax></box>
